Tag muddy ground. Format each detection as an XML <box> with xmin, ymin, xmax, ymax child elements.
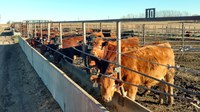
<box><xmin>0</xmin><ymin>43</ymin><xmax>62</xmax><ymax>112</ymax></box>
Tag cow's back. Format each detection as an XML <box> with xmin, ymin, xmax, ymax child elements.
<box><xmin>62</xmin><ymin>36</ymin><xmax>83</xmax><ymax>48</ymax></box>
<box><xmin>121</xmin><ymin>42</ymin><xmax>175</xmax><ymax>86</ymax></box>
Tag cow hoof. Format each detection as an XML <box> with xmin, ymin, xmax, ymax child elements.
<box><xmin>159</xmin><ymin>99</ymin><xmax>164</xmax><ymax>105</ymax></box>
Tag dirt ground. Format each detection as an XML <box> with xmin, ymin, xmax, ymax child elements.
<box><xmin>0</xmin><ymin>43</ymin><xmax>62</xmax><ymax>112</ymax></box>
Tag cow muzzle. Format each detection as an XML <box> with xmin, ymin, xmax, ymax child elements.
<box><xmin>102</xmin><ymin>96</ymin><xmax>112</xmax><ymax>102</ymax></box>
<box><xmin>91</xmin><ymin>50</ymin><xmax>97</xmax><ymax>56</ymax></box>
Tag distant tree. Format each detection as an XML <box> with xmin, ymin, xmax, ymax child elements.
<box><xmin>192</xmin><ymin>14</ymin><xmax>200</xmax><ymax>16</ymax></box>
<box><xmin>121</xmin><ymin>10</ymin><xmax>191</xmax><ymax>19</ymax></box>
<box><xmin>121</xmin><ymin>13</ymin><xmax>135</xmax><ymax>19</ymax></box>
<box><xmin>156</xmin><ymin>10</ymin><xmax>191</xmax><ymax>17</ymax></box>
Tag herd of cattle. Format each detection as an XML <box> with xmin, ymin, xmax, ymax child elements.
<box><xmin>26</xmin><ymin>28</ymin><xmax>176</xmax><ymax>106</ymax></box>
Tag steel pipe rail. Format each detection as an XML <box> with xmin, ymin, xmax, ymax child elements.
<box><xmin>27</xmin><ymin>16</ymin><xmax>200</xmax><ymax>24</ymax></box>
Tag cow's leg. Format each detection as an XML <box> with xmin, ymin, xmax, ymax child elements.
<box><xmin>166</xmin><ymin>69</ymin><xmax>175</xmax><ymax>105</ymax></box>
<box><xmin>127</xmin><ymin>86</ymin><xmax>138</xmax><ymax>101</ymax></box>
<box><xmin>167</xmin><ymin>79</ymin><xmax>174</xmax><ymax>105</ymax></box>
<box><xmin>158</xmin><ymin>82</ymin><xmax>165</xmax><ymax>104</ymax></box>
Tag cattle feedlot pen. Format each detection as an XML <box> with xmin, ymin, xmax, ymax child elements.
<box><xmin>25</xmin><ymin>17</ymin><xmax>200</xmax><ymax>110</ymax></box>
<box><xmin>39</xmin><ymin>42</ymin><xmax>200</xmax><ymax>107</ymax></box>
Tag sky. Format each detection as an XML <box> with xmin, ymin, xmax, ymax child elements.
<box><xmin>0</xmin><ymin>0</ymin><xmax>199</xmax><ymax>23</ymax></box>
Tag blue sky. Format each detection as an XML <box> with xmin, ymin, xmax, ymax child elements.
<box><xmin>0</xmin><ymin>0</ymin><xmax>199</xmax><ymax>23</ymax></box>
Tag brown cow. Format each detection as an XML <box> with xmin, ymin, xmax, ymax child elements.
<box><xmin>92</xmin><ymin>32</ymin><xmax>104</xmax><ymax>37</ymax></box>
<box><xmin>62</xmin><ymin>36</ymin><xmax>83</xmax><ymax>48</ymax></box>
<box><xmin>88</xmin><ymin>37</ymin><xmax>140</xmax><ymax>75</ymax></box>
<box><xmin>90</xmin><ymin>42</ymin><xmax>175</xmax><ymax>105</ymax></box>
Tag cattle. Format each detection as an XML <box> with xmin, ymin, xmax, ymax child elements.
<box><xmin>35</xmin><ymin>29</ymin><xmax>60</xmax><ymax>39</ymax></box>
<box><xmin>91</xmin><ymin>32</ymin><xmax>104</xmax><ymax>37</ymax></box>
<box><xmin>100</xmin><ymin>29</ymin><xmax>116</xmax><ymax>38</ymax></box>
<box><xmin>62</xmin><ymin>36</ymin><xmax>83</xmax><ymax>49</ymax></box>
<box><xmin>53</xmin><ymin>34</ymin><xmax>99</xmax><ymax>65</ymax></box>
<box><xmin>26</xmin><ymin>36</ymin><xmax>41</xmax><ymax>48</ymax></box>
<box><xmin>39</xmin><ymin>38</ymin><xmax>60</xmax><ymax>62</ymax></box>
<box><xmin>53</xmin><ymin>36</ymin><xmax>83</xmax><ymax>64</ymax></box>
<box><xmin>90</xmin><ymin>42</ymin><xmax>175</xmax><ymax>105</ymax></box>
<box><xmin>185</xmin><ymin>31</ymin><xmax>192</xmax><ymax>37</ymax></box>
<box><xmin>121</xmin><ymin>30</ymin><xmax>134</xmax><ymax>38</ymax></box>
<box><xmin>88</xmin><ymin>37</ymin><xmax>140</xmax><ymax>75</ymax></box>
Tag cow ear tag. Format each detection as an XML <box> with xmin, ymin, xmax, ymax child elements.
<box><xmin>93</xmin><ymin>80</ymin><xmax>98</xmax><ymax>88</ymax></box>
<box><xmin>93</xmin><ymin>69</ymin><xmax>100</xmax><ymax>88</ymax></box>
<box><xmin>88</xmin><ymin>45</ymin><xmax>92</xmax><ymax>49</ymax></box>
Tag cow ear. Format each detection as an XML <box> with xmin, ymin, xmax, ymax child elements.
<box><xmin>115</xmin><ymin>80</ymin><xmax>124</xmax><ymax>89</ymax></box>
<box><xmin>102</xmin><ymin>41</ymin><xmax>108</xmax><ymax>47</ymax></box>
<box><xmin>118</xmin><ymin>81</ymin><xmax>123</xmax><ymax>87</ymax></box>
<box><xmin>77</xmin><ymin>40</ymin><xmax>83</xmax><ymax>45</ymax></box>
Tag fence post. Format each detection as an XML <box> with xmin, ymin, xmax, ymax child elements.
<box><xmin>26</xmin><ymin>23</ymin><xmax>29</xmax><ymax>38</ymax></box>
<box><xmin>40</xmin><ymin>23</ymin><xmax>42</xmax><ymax>40</ymax></box>
<box><xmin>47</xmin><ymin>22</ymin><xmax>51</xmax><ymax>43</ymax></box>
<box><xmin>82</xmin><ymin>22</ymin><xmax>87</xmax><ymax>66</ymax></box>
<box><xmin>59</xmin><ymin>23</ymin><xmax>63</xmax><ymax>48</ymax></box>
<box><xmin>170</xmin><ymin>25</ymin><xmax>172</xmax><ymax>38</ymax></box>
<box><xmin>82</xmin><ymin>22</ymin><xmax>86</xmax><ymax>46</ymax></box>
<box><xmin>162</xmin><ymin>24</ymin><xmax>164</xmax><ymax>37</ymax></box>
<box><xmin>31</xmin><ymin>24</ymin><xmax>33</xmax><ymax>38</ymax></box>
<box><xmin>100</xmin><ymin>22</ymin><xmax>102</xmax><ymax>32</ymax></box>
<box><xmin>182</xmin><ymin>22</ymin><xmax>185</xmax><ymax>55</ymax></box>
<box><xmin>142</xmin><ymin>24</ymin><xmax>145</xmax><ymax>45</ymax></box>
<box><xmin>34</xmin><ymin>24</ymin><xmax>37</xmax><ymax>38</ymax></box>
<box><xmin>166</xmin><ymin>25</ymin><xmax>168</xmax><ymax>38</ymax></box>
<box><xmin>117</xmin><ymin>21</ymin><xmax>125</xmax><ymax>97</ymax></box>
<box><xmin>154</xmin><ymin>25</ymin><xmax>157</xmax><ymax>40</ymax></box>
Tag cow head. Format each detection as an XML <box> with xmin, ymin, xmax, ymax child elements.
<box><xmin>90</xmin><ymin>37</ymin><xmax>108</xmax><ymax>59</ymax></box>
<box><xmin>90</xmin><ymin>74</ymin><xmax>116</xmax><ymax>102</ymax></box>
<box><xmin>90</xmin><ymin>64</ymin><xmax>123</xmax><ymax>102</ymax></box>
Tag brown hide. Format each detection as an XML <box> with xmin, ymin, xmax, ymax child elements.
<box><xmin>92</xmin><ymin>32</ymin><xmax>105</xmax><ymax>37</ymax></box>
<box><xmin>89</xmin><ymin>37</ymin><xmax>139</xmax><ymax>75</ymax></box>
<box><xmin>91</xmin><ymin>37</ymin><xmax>139</xmax><ymax>60</ymax></box>
<box><xmin>62</xmin><ymin>36</ymin><xmax>83</xmax><ymax>48</ymax></box>
<box><xmin>101</xmin><ymin>43</ymin><xmax>175</xmax><ymax>104</ymax></box>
